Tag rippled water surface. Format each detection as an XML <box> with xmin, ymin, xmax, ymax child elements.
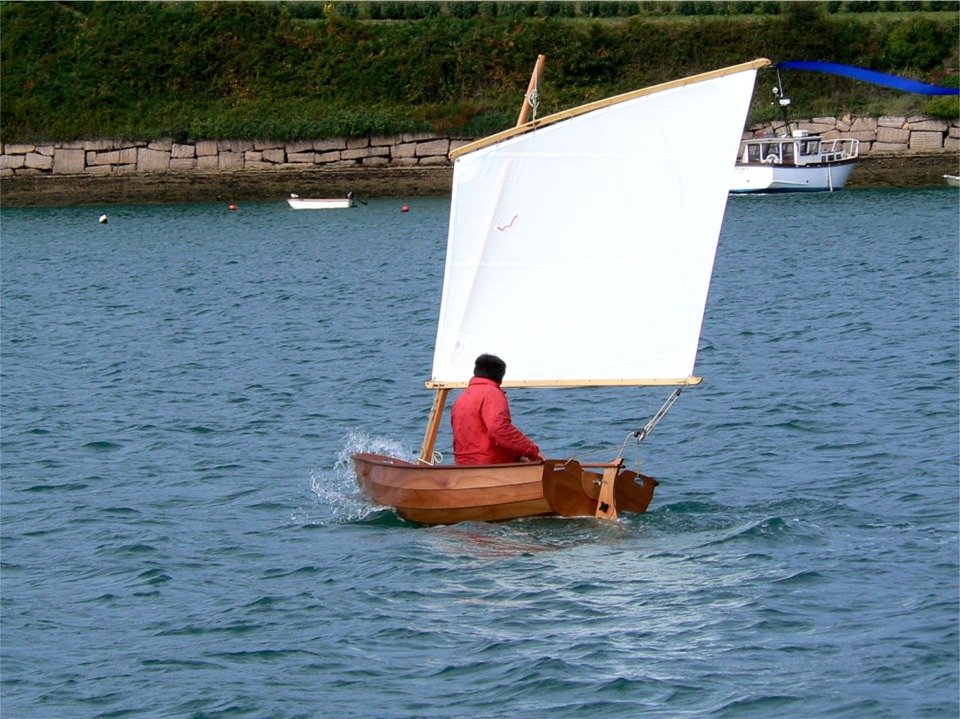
<box><xmin>2</xmin><ymin>190</ymin><xmax>958</xmax><ymax>718</ymax></box>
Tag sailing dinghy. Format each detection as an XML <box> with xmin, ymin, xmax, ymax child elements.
<box><xmin>354</xmin><ymin>58</ymin><xmax>770</xmax><ymax>524</ymax></box>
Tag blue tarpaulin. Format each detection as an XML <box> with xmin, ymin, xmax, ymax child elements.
<box><xmin>776</xmin><ymin>61</ymin><xmax>960</xmax><ymax>96</ymax></box>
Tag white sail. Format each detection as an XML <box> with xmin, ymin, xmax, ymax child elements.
<box><xmin>432</xmin><ymin>61</ymin><xmax>766</xmax><ymax>386</ymax></box>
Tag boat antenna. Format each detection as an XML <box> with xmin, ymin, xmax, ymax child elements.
<box><xmin>772</xmin><ymin>68</ymin><xmax>792</xmax><ymax>137</ymax></box>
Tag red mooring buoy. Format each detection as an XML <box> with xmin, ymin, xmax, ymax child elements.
<box><xmin>400</xmin><ymin>205</ymin><xmax>410</xmax><ymax>213</ymax></box>
<box><xmin>228</xmin><ymin>204</ymin><xmax>238</xmax><ymax>211</ymax></box>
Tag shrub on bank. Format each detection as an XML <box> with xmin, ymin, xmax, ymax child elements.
<box><xmin>1</xmin><ymin>1</ymin><xmax>956</xmax><ymax>143</ymax></box>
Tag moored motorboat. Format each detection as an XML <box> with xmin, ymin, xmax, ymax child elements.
<box><xmin>287</xmin><ymin>192</ymin><xmax>355</xmax><ymax>209</ymax></box>
<box><xmin>945</xmin><ymin>174</ymin><xmax>959</xmax><ymax>187</ymax></box>
<box><xmin>730</xmin><ymin>130</ymin><xmax>859</xmax><ymax>193</ymax></box>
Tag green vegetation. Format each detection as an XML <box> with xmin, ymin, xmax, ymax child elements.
<box><xmin>1</xmin><ymin>1</ymin><xmax>956</xmax><ymax>143</ymax></box>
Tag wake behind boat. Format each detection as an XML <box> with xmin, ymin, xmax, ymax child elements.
<box><xmin>353</xmin><ymin>57</ymin><xmax>771</xmax><ymax>524</ymax></box>
<box><xmin>287</xmin><ymin>192</ymin><xmax>356</xmax><ymax>209</ymax></box>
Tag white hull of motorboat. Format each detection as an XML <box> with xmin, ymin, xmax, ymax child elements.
<box><xmin>731</xmin><ymin>159</ymin><xmax>857</xmax><ymax>193</ymax></box>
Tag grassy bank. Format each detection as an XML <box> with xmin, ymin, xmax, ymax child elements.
<box><xmin>1</xmin><ymin>1</ymin><xmax>957</xmax><ymax>143</ymax></box>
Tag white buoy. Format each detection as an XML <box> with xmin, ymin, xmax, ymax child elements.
<box><xmin>98</xmin><ymin>214</ymin><xmax>108</xmax><ymax>224</ymax></box>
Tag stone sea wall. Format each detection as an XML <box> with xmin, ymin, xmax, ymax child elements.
<box><xmin>744</xmin><ymin>115</ymin><xmax>959</xmax><ymax>153</ymax></box>
<box><xmin>1</xmin><ymin>116</ymin><xmax>957</xmax><ymax>179</ymax></box>
<box><xmin>0</xmin><ymin>133</ymin><xmax>472</xmax><ymax>178</ymax></box>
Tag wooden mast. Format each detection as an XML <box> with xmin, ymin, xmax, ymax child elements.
<box><xmin>417</xmin><ymin>55</ymin><xmax>548</xmax><ymax>465</ymax></box>
<box><xmin>517</xmin><ymin>54</ymin><xmax>546</xmax><ymax>126</ymax></box>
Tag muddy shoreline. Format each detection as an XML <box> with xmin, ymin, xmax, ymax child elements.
<box><xmin>1</xmin><ymin>152</ymin><xmax>956</xmax><ymax>207</ymax></box>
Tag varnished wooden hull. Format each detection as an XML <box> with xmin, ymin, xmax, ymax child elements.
<box><xmin>353</xmin><ymin>453</ymin><xmax>658</xmax><ymax>525</ymax></box>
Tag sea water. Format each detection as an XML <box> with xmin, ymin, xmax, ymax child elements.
<box><xmin>1</xmin><ymin>189</ymin><xmax>957</xmax><ymax>718</ymax></box>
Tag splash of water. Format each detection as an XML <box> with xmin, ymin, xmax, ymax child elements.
<box><xmin>294</xmin><ymin>430</ymin><xmax>416</xmax><ymax>525</ymax></box>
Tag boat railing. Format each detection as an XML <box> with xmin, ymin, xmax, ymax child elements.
<box><xmin>820</xmin><ymin>138</ymin><xmax>859</xmax><ymax>162</ymax></box>
<box><xmin>739</xmin><ymin>135</ymin><xmax>859</xmax><ymax>165</ymax></box>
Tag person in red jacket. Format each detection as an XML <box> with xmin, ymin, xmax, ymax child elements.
<box><xmin>451</xmin><ymin>354</ymin><xmax>545</xmax><ymax>465</ymax></box>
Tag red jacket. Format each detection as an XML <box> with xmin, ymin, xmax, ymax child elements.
<box><xmin>451</xmin><ymin>377</ymin><xmax>541</xmax><ymax>465</ymax></box>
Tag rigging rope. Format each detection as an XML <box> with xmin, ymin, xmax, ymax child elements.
<box><xmin>566</xmin><ymin>386</ymin><xmax>686</xmax><ymax>467</ymax></box>
<box><xmin>527</xmin><ymin>87</ymin><xmax>540</xmax><ymax>122</ymax></box>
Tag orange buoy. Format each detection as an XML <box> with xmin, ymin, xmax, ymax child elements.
<box><xmin>400</xmin><ymin>205</ymin><xmax>410</xmax><ymax>212</ymax></box>
<box><xmin>228</xmin><ymin>204</ymin><xmax>238</xmax><ymax>211</ymax></box>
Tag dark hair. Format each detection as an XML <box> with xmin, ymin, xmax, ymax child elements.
<box><xmin>473</xmin><ymin>354</ymin><xmax>506</xmax><ymax>383</ymax></box>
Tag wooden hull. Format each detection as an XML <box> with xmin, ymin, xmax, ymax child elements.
<box><xmin>353</xmin><ymin>453</ymin><xmax>657</xmax><ymax>525</ymax></box>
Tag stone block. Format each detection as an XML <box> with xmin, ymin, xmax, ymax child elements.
<box><xmin>148</xmin><ymin>140</ymin><xmax>173</xmax><ymax>152</ymax></box>
<box><xmin>219</xmin><ymin>140</ymin><xmax>253</xmax><ymax>153</ymax></box>
<box><xmin>197</xmin><ymin>155</ymin><xmax>219</xmax><ymax>170</ymax></box>
<box><xmin>36</xmin><ymin>145</ymin><xmax>55</xmax><ymax>156</ymax></box>
<box><xmin>4</xmin><ymin>143</ymin><xmax>34</xmax><ymax>154</ymax></box>
<box><xmin>944</xmin><ymin>136</ymin><xmax>959</xmax><ymax>151</ymax></box>
<box><xmin>346</xmin><ymin>137</ymin><xmax>370</xmax><ymax>150</ymax></box>
<box><xmin>871</xmin><ymin>142</ymin><xmax>909</xmax><ymax>153</ymax></box>
<box><xmin>170</xmin><ymin>158</ymin><xmax>197</xmax><ymax>170</ymax></box>
<box><xmin>53</xmin><ymin>148</ymin><xmax>86</xmax><ymax>174</ymax></box>
<box><xmin>84</xmin><ymin>164</ymin><xmax>113</xmax><ymax>175</ymax></box>
<box><xmin>415</xmin><ymin>139</ymin><xmax>449</xmax><ymax>157</ymax></box>
<box><xmin>287</xmin><ymin>152</ymin><xmax>315</xmax><ymax>164</ymax></box>
<box><xmin>909</xmin><ymin>131</ymin><xmax>943</xmax><ymax>151</ymax></box>
<box><xmin>795</xmin><ymin>121</ymin><xmax>834</xmax><ymax>134</ymax></box>
<box><xmin>218</xmin><ymin>151</ymin><xmax>244</xmax><ymax>171</ymax></box>
<box><xmin>419</xmin><ymin>155</ymin><xmax>451</xmax><ymax>165</ymax></box>
<box><xmin>1</xmin><ymin>154</ymin><xmax>25</xmax><ymax>169</ymax></box>
<box><xmin>342</xmin><ymin>146</ymin><xmax>388</xmax><ymax>161</ymax></box>
<box><xmin>254</xmin><ymin>140</ymin><xmax>282</xmax><ymax>151</ymax></box>
<box><xmin>876</xmin><ymin>126</ymin><xmax>909</xmax><ymax>145</ymax></box>
<box><xmin>392</xmin><ymin>142</ymin><xmax>418</xmax><ymax>159</ymax></box>
<box><xmin>25</xmin><ymin>152</ymin><xmax>53</xmax><ymax>170</ymax></box>
<box><xmin>286</xmin><ymin>140</ymin><xmax>314</xmax><ymax>154</ymax></box>
<box><xmin>262</xmin><ymin>148</ymin><xmax>285</xmax><ymax>163</ymax></box>
<box><xmin>450</xmin><ymin>140</ymin><xmax>474</xmax><ymax>155</ymax></box>
<box><xmin>362</xmin><ymin>156</ymin><xmax>389</xmax><ymax>166</ymax></box>
<box><xmin>171</xmin><ymin>143</ymin><xmax>196</xmax><ymax>159</ymax></box>
<box><xmin>907</xmin><ymin>119</ymin><xmax>948</xmax><ymax>132</ymax></box>
<box><xmin>196</xmin><ymin>140</ymin><xmax>219</xmax><ymax>156</ymax></box>
<box><xmin>315</xmin><ymin>138</ymin><xmax>347</xmax><ymax>151</ymax></box>
<box><xmin>115</xmin><ymin>164</ymin><xmax>138</xmax><ymax>174</ymax></box>
<box><xmin>84</xmin><ymin>140</ymin><xmax>115</xmax><ymax>151</ymax></box>
<box><xmin>316</xmin><ymin>151</ymin><xmax>342</xmax><ymax>163</ymax></box>
<box><xmin>850</xmin><ymin>117</ymin><xmax>878</xmax><ymax>132</ymax></box>
<box><xmin>137</xmin><ymin>148</ymin><xmax>170</xmax><ymax>172</ymax></box>
<box><xmin>878</xmin><ymin>115</ymin><xmax>906</xmax><ymax>128</ymax></box>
